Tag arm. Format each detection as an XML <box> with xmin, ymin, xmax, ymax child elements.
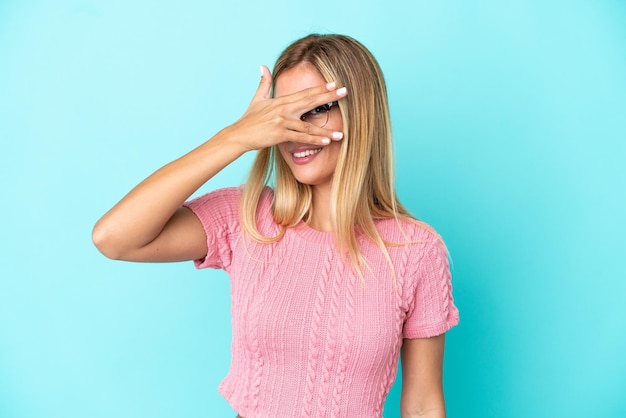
<box><xmin>400</xmin><ymin>334</ymin><xmax>447</xmax><ymax>418</ymax></box>
<box><xmin>92</xmin><ymin>66</ymin><xmax>347</xmax><ymax>262</ymax></box>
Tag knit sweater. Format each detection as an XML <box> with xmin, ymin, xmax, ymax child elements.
<box><xmin>184</xmin><ymin>187</ymin><xmax>459</xmax><ymax>418</ymax></box>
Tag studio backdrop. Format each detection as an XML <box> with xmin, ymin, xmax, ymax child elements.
<box><xmin>1</xmin><ymin>1</ymin><xmax>625</xmax><ymax>417</ymax></box>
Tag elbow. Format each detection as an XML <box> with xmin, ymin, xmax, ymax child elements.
<box><xmin>400</xmin><ymin>390</ymin><xmax>446</xmax><ymax>418</ymax></box>
<box><xmin>400</xmin><ymin>400</ymin><xmax>446</xmax><ymax>418</ymax></box>
<box><xmin>91</xmin><ymin>221</ymin><xmax>125</xmax><ymax>260</ymax></box>
<box><xmin>401</xmin><ymin>407</ymin><xmax>446</xmax><ymax>418</ymax></box>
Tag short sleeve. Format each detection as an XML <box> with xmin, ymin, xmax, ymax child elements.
<box><xmin>403</xmin><ymin>237</ymin><xmax>459</xmax><ymax>339</ymax></box>
<box><xmin>182</xmin><ymin>187</ymin><xmax>242</xmax><ymax>270</ymax></box>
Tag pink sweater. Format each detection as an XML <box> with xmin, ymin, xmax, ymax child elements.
<box><xmin>184</xmin><ymin>187</ymin><xmax>459</xmax><ymax>418</ymax></box>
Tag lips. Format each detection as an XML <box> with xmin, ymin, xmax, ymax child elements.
<box><xmin>289</xmin><ymin>146</ymin><xmax>324</xmax><ymax>164</ymax></box>
<box><xmin>293</xmin><ymin>148</ymin><xmax>322</xmax><ymax>158</ymax></box>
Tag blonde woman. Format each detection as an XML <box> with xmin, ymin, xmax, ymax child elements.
<box><xmin>93</xmin><ymin>34</ymin><xmax>459</xmax><ymax>418</ymax></box>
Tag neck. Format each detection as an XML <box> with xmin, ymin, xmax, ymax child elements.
<box><xmin>308</xmin><ymin>184</ymin><xmax>333</xmax><ymax>232</ymax></box>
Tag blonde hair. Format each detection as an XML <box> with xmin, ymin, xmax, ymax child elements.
<box><xmin>242</xmin><ymin>34</ymin><xmax>413</xmax><ymax>276</ymax></box>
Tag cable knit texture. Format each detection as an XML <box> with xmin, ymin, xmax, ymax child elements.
<box><xmin>184</xmin><ymin>187</ymin><xmax>459</xmax><ymax>418</ymax></box>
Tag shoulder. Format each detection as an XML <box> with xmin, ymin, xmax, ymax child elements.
<box><xmin>376</xmin><ymin>216</ymin><xmax>445</xmax><ymax>248</ymax></box>
<box><xmin>182</xmin><ymin>186</ymin><xmax>244</xmax><ymax>227</ymax></box>
<box><xmin>184</xmin><ymin>186</ymin><xmax>242</xmax><ymax>211</ymax></box>
<box><xmin>186</xmin><ymin>185</ymin><xmax>275</xmax><ymax>207</ymax></box>
<box><xmin>185</xmin><ymin>186</ymin><xmax>243</xmax><ymax>206</ymax></box>
<box><xmin>375</xmin><ymin>217</ymin><xmax>450</xmax><ymax>277</ymax></box>
<box><xmin>184</xmin><ymin>185</ymin><xmax>278</xmax><ymax>230</ymax></box>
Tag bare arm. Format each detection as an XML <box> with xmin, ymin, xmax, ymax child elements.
<box><xmin>92</xmin><ymin>66</ymin><xmax>347</xmax><ymax>262</ymax></box>
<box><xmin>400</xmin><ymin>334</ymin><xmax>447</xmax><ymax>418</ymax></box>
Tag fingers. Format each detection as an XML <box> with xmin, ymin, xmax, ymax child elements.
<box><xmin>240</xmin><ymin>66</ymin><xmax>347</xmax><ymax>149</ymax></box>
<box><xmin>282</xmin><ymin>119</ymin><xmax>344</xmax><ymax>146</ymax></box>
<box><xmin>282</xmin><ymin>82</ymin><xmax>349</xmax><ymax>112</ymax></box>
<box><xmin>283</xmin><ymin>130</ymin><xmax>333</xmax><ymax>146</ymax></box>
<box><xmin>274</xmin><ymin>85</ymin><xmax>347</xmax><ymax>146</ymax></box>
<box><xmin>252</xmin><ymin>65</ymin><xmax>272</xmax><ymax>102</ymax></box>
<box><xmin>251</xmin><ymin>64</ymin><xmax>348</xmax><ymax>114</ymax></box>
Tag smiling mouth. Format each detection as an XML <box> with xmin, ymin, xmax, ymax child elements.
<box><xmin>293</xmin><ymin>148</ymin><xmax>322</xmax><ymax>158</ymax></box>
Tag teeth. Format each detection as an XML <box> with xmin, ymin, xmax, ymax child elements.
<box><xmin>293</xmin><ymin>148</ymin><xmax>322</xmax><ymax>158</ymax></box>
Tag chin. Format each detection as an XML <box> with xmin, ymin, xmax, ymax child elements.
<box><xmin>290</xmin><ymin>175</ymin><xmax>333</xmax><ymax>188</ymax></box>
<box><xmin>294</xmin><ymin>177</ymin><xmax>330</xmax><ymax>187</ymax></box>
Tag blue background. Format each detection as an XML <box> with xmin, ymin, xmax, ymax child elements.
<box><xmin>1</xmin><ymin>1</ymin><xmax>625</xmax><ymax>417</ymax></box>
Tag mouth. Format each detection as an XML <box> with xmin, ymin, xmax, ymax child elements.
<box><xmin>292</xmin><ymin>148</ymin><xmax>323</xmax><ymax>158</ymax></box>
<box><xmin>289</xmin><ymin>146</ymin><xmax>324</xmax><ymax>165</ymax></box>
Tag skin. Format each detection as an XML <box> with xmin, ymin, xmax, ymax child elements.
<box><xmin>274</xmin><ymin>62</ymin><xmax>343</xmax><ymax>232</ymax></box>
<box><xmin>92</xmin><ymin>65</ymin><xmax>345</xmax><ymax>261</ymax></box>
<box><xmin>92</xmin><ymin>64</ymin><xmax>447</xmax><ymax>417</ymax></box>
<box><xmin>401</xmin><ymin>335</ymin><xmax>447</xmax><ymax>418</ymax></box>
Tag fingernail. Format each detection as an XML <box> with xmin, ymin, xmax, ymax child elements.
<box><xmin>336</xmin><ymin>87</ymin><xmax>347</xmax><ymax>96</ymax></box>
<box><xmin>321</xmin><ymin>138</ymin><xmax>331</xmax><ymax>145</ymax></box>
<box><xmin>326</xmin><ymin>82</ymin><xmax>336</xmax><ymax>90</ymax></box>
<box><xmin>332</xmin><ymin>131</ymin><xmax>343</xmax><ymax>140</ymax></box>
<box><xmin>260</xmin><ymin>66</ymin><xmax>264</xmax><ymax>77</ymax></box>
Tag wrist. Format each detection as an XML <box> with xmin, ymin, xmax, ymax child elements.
<box><xmin>213</xmin><ymin>124</ymin><xmax>255</xmax><ymax>155</ymax></box>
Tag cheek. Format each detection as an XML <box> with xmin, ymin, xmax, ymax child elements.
<box><xmin>326</xmin><ymin>142</ymin><xmax>342</xmax><ymax>162</ymax></box>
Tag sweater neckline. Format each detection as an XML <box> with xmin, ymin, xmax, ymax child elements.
<box><xmin>292</xmin><ymin>221</ymin><xmax>335</xmax><ymax>245</ymax></box>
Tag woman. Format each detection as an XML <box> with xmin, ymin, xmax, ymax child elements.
<box><xmin>93</xmin><ymin>34</ymin><xmax>459</xmax><ymax>418</ymax></box>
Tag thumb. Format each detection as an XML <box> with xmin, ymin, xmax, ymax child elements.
<box><xmin>252</xmin><ymin>65</ymin><xmax>272</xmax><ymax>102</ymax></box>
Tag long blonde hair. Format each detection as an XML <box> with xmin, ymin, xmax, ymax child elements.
<box><xmin>242</xmin><ymin>34</ymin><xmax>413</xmax><ymax>275</ymax></box>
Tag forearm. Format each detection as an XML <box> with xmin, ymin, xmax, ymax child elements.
<box><xmin>93</xmin><ymin>68</ymin><xmax>346</xmax><ymax>260</ymax></box>
<box><xmin>92</xmin><ymin>128</ymin><xmax>246</xmax><ymax>258</ymax></box>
